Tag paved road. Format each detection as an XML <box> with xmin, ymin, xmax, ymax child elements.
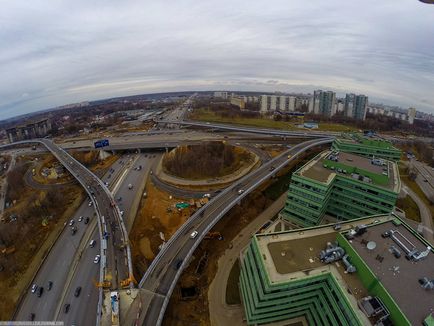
<box><xmin>14</xmin><ymin>156</ymin><xmax>125</xmax><ymax>321</ymax></box>
<box><xmin>136</xmin><ymin>137</ymin><xmax>333</xmax><ymax>326</ymax></box>
<box><xmin>411</xmin><ymin>160</ymin><xmax>434</xmax><ymax>199</ymax></box>
<box><xmin>208</xmin><ymin>193</ymin><xmax>288</xmax><ymax>326</ymax></box>
<box><xmin>8</xmin><ymin>139</ymin><xmax>132</xmax><ymax>324</ymax></box>
<box><xmin>57</xmin><ymin>153</ymin><xmax>156</xmax><ymax>326</ymax></box>
<box><xmin>156</xmin><ymin>119</ymin><xmax>339</xmax><ymax>138</ymax></box>
<box><xmin>402</xmin><ymin>184</ymin><xmax>434</xmax><ymax>243</ymax></box>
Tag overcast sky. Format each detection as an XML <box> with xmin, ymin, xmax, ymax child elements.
<box><xmin>1</xmin><ymin>0</ymin><xmax>434</xmax><ymax>119</ymax></box>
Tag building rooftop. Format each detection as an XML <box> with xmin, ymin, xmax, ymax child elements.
<box><xmin>254</xmin><ymin>214</ymin><xmax>434</xmax><ymax>325</ymax></box>
<box><xmin>298</xmin><ymin>150</ymin><xmax>400</xmax><ymax>192</ymax></box>
<box><xmin>348</xmin><ymin>219</ymin><xmax>434</xmax><ymax>324</ymax></box>
<box><xmin>337</xmin><ymin>134</ymin><xmax>398</xmax><ymax>150</ymax></box>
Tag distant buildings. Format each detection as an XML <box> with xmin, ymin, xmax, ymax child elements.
<box><xmin>229</xmin><ymin>97</ymin><xmax>246</xmax><ymax>109</ymax></box>
<box><xmin>6</xmin><ymin>118</ymin><xmax>52</xmax><ymax>143</ymax></box>
<box><xmin>213</xmin><ymin>91</ymin><xmax>229</xmax><ymax>99</ymax></box>
<box><xmin>260</xmin><ymin>95</ymin><xmax>297</xmax><ymax>113</ymax></box>
<box><xmin>313</xmin><ymin>90</ymin><xmax>336</xmax><ymax>117</ymax></box>
<box><xmin>408</xmin><ymin>107</ymin><xmax>416</xmax><ymax>125</ymax></box>
<box><xmin>344</xmin><ymin>94</ymin><xmax>368</xmax><ymax>120</ymax></box>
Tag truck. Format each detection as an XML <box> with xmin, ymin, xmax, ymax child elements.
<box><xmin>110</xmin><ymin>291</ymin><xmax>119</xmax><ymax>326</ymax></box>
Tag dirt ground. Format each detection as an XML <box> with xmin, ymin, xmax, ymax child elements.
<box><xmin>129</xmin><ymin>180</ymin><xmax>193</xmax><ymax>279</ymax></box>
<box><xmin>161</xmin><ymin>151</ymin><xmax>319</xmax><ymax>326</ymax></box>
<box><xmin>0</xmin><ymin>182</ymin><xmax>84</xmax><ymax>319</ymax></box>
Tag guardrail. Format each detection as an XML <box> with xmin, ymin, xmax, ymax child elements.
<box><xmin>152</xmin><ymin>137</ymin><xmax>333</xmax><ymax>325</ymax></box>
<box><xmin>0</xmin><ymin>139</ymin><xmax>132</xmax><ymax>325</ymax></box>
<box><xmin>139</xmin><ymin>138</ymin><xmax>329</xmax><ymax>288</ymax></box>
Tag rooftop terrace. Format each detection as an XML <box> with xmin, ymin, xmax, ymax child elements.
<box><xmin>298</xmin><ymin>150</ymin><xmax>400</xmax><ymax>192</ymax></box>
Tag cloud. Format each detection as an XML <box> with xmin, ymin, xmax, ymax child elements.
<box><xmin>0</xmin><ymin>0</ymin><xmax>434</xmax><ymax>119</ymax></box>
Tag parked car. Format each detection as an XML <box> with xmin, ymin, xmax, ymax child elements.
<box><xmin>94</xmin><ymin>255</ymin><xmax>101</xmax><ymax>264</ymax></box>
<box><xmin>31</xmin><ymin>284</ymin><xmax>38</xmax><ymax>293</ymax></box>
<box><xmin>36</xmin><ymin>286</ymin><xmax>44</xmax><ymax>297</ymax></box>
<box><xmin>89</xmin><ymin>240</ymin><xmax>96</xmax><ymax>248</ymax></box>
<box><xmin>64</xmin><ymin>303</ymin><xmax>70</xmax><ymax>314</ymax></box>
<box><xmin>69</xmin><ymin>219</ymin><xmax>74</xmax><ymax>226</ymax></box>
<box><xmin>78</xmin><ymin>216</ymin><xmax>83</xmax><ymax>222</ymax></box>
<box><xmin>84</xmin><ymin>217</ymin><xmax>90</xmax><ymax>224</ymax></box>
<box><xmin>48</xmin><ymin>281</ymin><xmax>53</xmax><ymax>291</ymax></box>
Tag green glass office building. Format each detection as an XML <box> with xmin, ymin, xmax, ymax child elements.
<box><xmin>280</xmin><ymin>150</ymin><xmax>400</xmax><ymax>228</ymax></box>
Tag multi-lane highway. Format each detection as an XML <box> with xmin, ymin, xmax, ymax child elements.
<box><xmin>9</xmin><ymin>139</ymin><xmax>132</xmax><ymax>324</ymax></box>
<box><xmin>135</xmin><ymin>137</ymin><xmax>334</xmax><ymax>326</ymax></box>
<box><xmin>56</xmin><ymin>153</ymin><xmax>159</xmax><ymax>326</ymax></box>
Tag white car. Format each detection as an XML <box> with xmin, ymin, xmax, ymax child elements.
<box><xmin>94</xmin><ymin>255</ymin><xmax>101</xmax><ymax>264</ymax></box>
<box><xmin>237</xmin><ymin>189</ymin><xmax>245</xmax><ymax>195</ymax></box>
<box><xmin>190</xmin><ymin>231</ymin><xmax>198</xmax><ymax>239</ymax></box>
<box><xmin>88</xmin><ymin>202</ymin><xmax>93</xmax><ymax>207</ymax></box>
<box><xmin>69</xmin><ymin>219</ymin><xmax>74</xmax><ymax>226</ymax></box>
<box><xmin>31</xmin><ymin>284</ymin><xmax>38</xmax><ymax>293</ymax></box>
<box><xmin>78</xmin><ymin>216</ymin><xmax>83</xmax><ymax>222</ymax></box>
<box><xmin>120</xmin><ymin>211</ymin><xmax>124</xmax><ymax>216</ymax></box>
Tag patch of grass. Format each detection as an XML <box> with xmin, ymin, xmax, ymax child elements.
<box><xmin>396</xmin><ymin>196</ymin><xmax>421</xmax><ymax>222</ymax></box>
<box><xmin>190</xmin><ymin>108</ymin><xmax>356</xmax><ymax>132</ymax></box>
<box><xmin>263</xmin><ymin>172</ymin><xmax>291</xmax><ymax>201</ymax></box>
<box><xmin>399</xmin><ymin>164</ymin><xmax>434</xmax><ymax>224</ymax></box>
<box><xmin>225</xmin><ymin>260</ymin><xmax>241</xmax><ymax>305</ymax></box>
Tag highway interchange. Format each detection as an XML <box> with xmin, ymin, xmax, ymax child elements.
<box><xmin>1</xmin><ymin>96</ymin><xmax>432</xmax><ymax>325</ymax></box>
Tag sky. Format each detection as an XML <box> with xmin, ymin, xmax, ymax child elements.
<box><xmin>1</xmin><ymin>0</ymin><xmax>434</xmax><ymax>120</ymax></box>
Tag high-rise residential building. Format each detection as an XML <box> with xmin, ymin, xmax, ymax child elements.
<box><xmin>408</xmin><ymin>107</ymin><xmax>416</xmax><ymax>125</ymax></box>
<box><xmin>213</xmin><ymin>91</ymin><xmax>228</xmax><ymax>99</ymax></box>
<box><xmin>345</xmin><ymin>94</ymin><xmax>368</xmax><ymax>120</ymax></box>
<box><xmin>344</xmin><ymin>93</ymin><xmax>355</xmax><ymax>117</ymax></box>
<box><xmin>239</xmin><ymin>213</ymin><xmax>434</xmax><ymax>326</ymax></box>
<box><xmin>313</xmin><ymin>90</ymin><xmax>336</xmax><ymax>117</ymax></box>
<box><xmin>6</xmin><ymin>118</ymin><xmax>52</xmax><ymax>143</ymax></box>
<box><xmin>280</xmin><ymin>148</ymin><xmax>400</xmax><ymax>228</ymax></box>
<box><xmin>260</xmin><ymin>95</ymin><xmax>296</xmax><ymax>114</ymax></box>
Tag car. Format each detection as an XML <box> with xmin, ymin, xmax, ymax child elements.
<box><xmin>94</xmin><ymin>255</ymin><xmax>101</xmax><ymax>264</ymax></box>
<box><xmin>269</xmin><ymin>166</ymin><xmax>275</xmax><ymax>171</ymax></box>
<box><xmin>190</xmin><ymin>230</ymin><xmax>198</xmax><ymax>239</ymax></box>
<box><xmin>237</xmin><ymin>189</ymin><xmax>245</xmax><ymax>195</ymax></box>
<box><xmin>36</xmin><ymin>286</ymin><xmax>44</xmax><ymax>297</ymax></box>
<box><xmin>88</xmin><ymin>201</ymin><xmax>93</xmax><ymax>207</ymax></box>
<box><xmin>78</xmin><ymin>216</ymin><xmax>83</xmax><ymax>222</ymax></box>
<box><xmin>120</xmin><ymin>210</ymin><xmax>124</xmax><ymax>216</ymax></box>
<box><xmin>89</xmin><ymin>239</ymin><xmax>96</xmax><ymax>248</ymax></box>
<box><xmin>31</xmin><ymin>284</ymin><xmax>38</xmax><ymax>293</ymax></box>
<box><xmin>71</xmin><ymin>226</ymin><xmax>77</xmax><ymax>235</ymax></box>
<box><xmin>64</xmin><ymin>303</ymin><xmax>70</xmax><ymax>314</ymax></box>
<box><xmin>48</xmin><ymin>281</ymin><xmax>53</xmax><ymax>291</ymax></box>
<box><xmin>203</xmin><ymin>193</ymin><xmax>211</xmax><ymax>198</ymax></box>
<box><xmin>173</xmin><ymin>259</ymin><xmax>182</xmax><ymax>270</ymax></box>
<box><xmin>104</xmin><ymin>182</ymin><xmax>109</xmax><ymax>186</ymax></box>
<box><xmin>84</xmin><ymin>217</ymin><xmax>90</xmax><ymax>224</ymax></box>
<box><xmin>29</xmin><ymin>313</ymin><xmax>35</xmax><ymax>321</ymax></box>
<box><xmin>69</xmin><ymin>219</ymin><xmax>74</xmax><ymax>226</ymax></box>
<box><xmin>117</xmin><ymin>197</ymin><xmax>122</xmax><ymax>201</ymax></box>
<box><xmin>74</xmin><ymin>286</ymin><xmax>82</xmax><ymax>297</ymax></box>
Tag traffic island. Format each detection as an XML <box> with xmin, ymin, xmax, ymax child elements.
<box><xmin>156</xmin><ymin>141</ymin><xmax>260</xmax><ymax>190</ymax></box>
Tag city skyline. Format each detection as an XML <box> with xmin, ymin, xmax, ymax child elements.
<box><xmin>1</xmin><ymin>0</ymin><xmax>434</xmax><ymax>119</ymax></box>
